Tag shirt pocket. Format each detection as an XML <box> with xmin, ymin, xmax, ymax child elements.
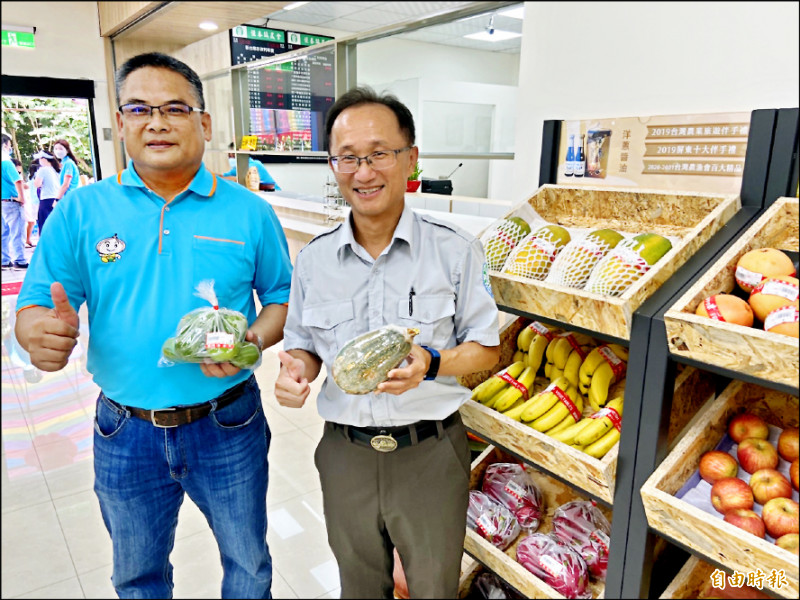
<box><xmin>302</xmin><ymin>299</ymin><xmax>356</xmax><ymax>361</ymax></box>
<box><xmin>192</xmin><ymin>235</ymin><xmax>248</xmax><ymax>304</ymax></box>
<box><xmin>396</xmin><ymin>293</ymin><xmax>456</xmax><ymax>347</ymax></box>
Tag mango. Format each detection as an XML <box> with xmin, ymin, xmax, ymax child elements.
<box><xmin>546</xmin><ymin>228</ymin><xmax>625</xmax><ymax>288</ymax></box>
<box><xmin>482</xmin><ymin>216</ymin><xmax>531</xmax><ymax>271</ymax></box>
<box><xmin>584</xmin><ymin>233</ymin><xmax>672</xmax><ymax>296</ymax></box>
<box><xmin>735</xmin><ymin>248</ymin><xmax>796</xmax><ymax>293</ymax></box>
<box><xmin>501</xmin><ymin>224</ymin><xmax>571</xmax><ymax>280</ymax></box>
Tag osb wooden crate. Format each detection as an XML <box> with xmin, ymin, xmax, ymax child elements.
<box><xmin>659</xmin><ymin>555</ymin><xmax>773</xmax><ymax>599</ymax></box>
<box><xmin>487</xmin><ymin>184</ymin><xmax>740</xmax><ymax>340</ymax></box>
<box><xmin>459</xmin><ymin>317</ymin><xmax>715</xmax><ymax>504</ymax></box>
<box><xmin>664</xmin><ymin>196</ymin><xmax>800</xmax><ymax>390</ymax></box>
<box><xmin>464</xmin><ymin>446</ymin><xmax>612</xmax><ymax>599</ymax></box>
<box><xmin>641</xmin><ymin>380</ymin><xmax>800</xmax><ymax>598</ymax></box>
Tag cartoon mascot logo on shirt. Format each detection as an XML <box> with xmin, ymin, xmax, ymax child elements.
<box><xmin>96</xmin><ymin>234</ymin><xmax>126</xmax><ymax>263</ymax></box>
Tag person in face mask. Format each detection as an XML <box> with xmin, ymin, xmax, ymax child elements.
<box><xmin>221</xmin><ymin>142</ymin><xmax>280</xmax><ymax>191</ymax></box>
<box><xmin>52</xmin><ymin>139</ymin><xmax>81</xmax><ymax>201</ymax></box>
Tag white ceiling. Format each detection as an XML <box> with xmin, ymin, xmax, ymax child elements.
<box><xmin>260</xmin><ymin>1</ymin><xmax>525</xmax><ymax>54</ymax></box>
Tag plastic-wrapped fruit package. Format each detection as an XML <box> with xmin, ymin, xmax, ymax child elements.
<box><xmin>501</xmin><ymin>225</ymin><xmax>571</xmax><ymax>281</ymax></box>
<box><xmin>481</xmin><ymin>462</ymin><xmax>545</xmax><ymax>532</ymax></box>
<box><xmin>516</xmin><ymin>533</ymin><xmax>592</xmax><ymax>599</ymax></box>
<box><xmin>552</xmin><ymin>500</ymin><xmax>611</xmax><ymax>580</ymax></box>
<box><xmin>467</xmin><ymin>490</ymin><xmax>521</xmax><ymax>551</ymax></box>
<box><xmin>481</xmin><ymin>217</ymin><xmax>532</xmax><ymax>272</ymax></box>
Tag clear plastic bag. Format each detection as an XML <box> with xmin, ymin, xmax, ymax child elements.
<box><xmin>552</xmin><ymin>500</ymin><xmax>612</xmax><ymax>580</ymax></box>
<box><xmin>159</xmin><ymin>280</ymin><xmax>261</xmax><ymax>370</ymax></box>
<box><xmin>481</xmin><ymin>462</ymin><xmax>545</xmax><ymax>532</ymax></box>
<box><xmin>467</xmin><ymin>490</ymin><xmax>521</xmax><ymax>550</ymax></box>
<box><xmin>516</xmin><ymin>533</ymin><xmax>592</xmax><ymax>599</ymax></box>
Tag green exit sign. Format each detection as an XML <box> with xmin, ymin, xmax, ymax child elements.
<box><xmin>2</xmin><ymin>30</ymin><xmax>35</xmax><ymax>49</ymax></box>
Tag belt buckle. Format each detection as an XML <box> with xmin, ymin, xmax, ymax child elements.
<box><xmin>370</xmin><ymin>433</ymin><xmax>398</xmax><ymax>452</ymax></box>
<box><xmin>150</xmin><ymin>407</ymin><xmax>177</xmax><ymax>428</ymax></box>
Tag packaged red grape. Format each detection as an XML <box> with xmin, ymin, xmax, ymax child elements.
<box><xmin>467</xmin><ymin>490</ymin><xmax>521</xmax><ymax>551</ymax></box>
<box><xmin>552</xmin><ymin>500</ymin><xmax>611</xmax><ymax>580</ymax></box>
<box><xmin>481</xmin><ymin>462</ymin><xmax>544</xmax><ymax>532</ymax></box>
<box><xmin>516</xmin><ymin>533</ymin><xmax>592</xmax><ymax>599</ymax></box>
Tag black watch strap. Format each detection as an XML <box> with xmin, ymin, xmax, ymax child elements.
<box><xmin>420</xmin><ymin>346</ymin><xmax>440</xmax><ymax>380</ymax></box>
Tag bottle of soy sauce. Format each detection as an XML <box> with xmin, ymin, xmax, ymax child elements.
<box><xmin>574</xmin><ymin>134</ymin><xmax>586</xmax><ymax>177</ymax></box>
<box><xmin>565</xmin><ymin>134</ymin><xmax>575</xmax><ymax>177</ymax></box>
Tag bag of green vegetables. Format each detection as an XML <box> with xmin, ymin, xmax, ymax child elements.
<box><xmin>159</xmin><ymin>280</ymin><xmax>261</xmax><ymax>370</ymax></box>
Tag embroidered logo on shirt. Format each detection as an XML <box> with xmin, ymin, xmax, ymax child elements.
<box><xmin>96</xmin><ymin>234</ymin><xmax>126</xmax><ymax>263</ymax></box>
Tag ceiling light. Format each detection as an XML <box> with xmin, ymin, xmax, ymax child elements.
<box><xmin>464</xmin><ymin>30</ymin><xmax>521</xmax><ymax>42</ymax></box>
<box><xmin>198</xmin><ymin>21</ymin><xmax>218</xmax><ymax>31</ymax></box>
<box><xmin>499</xmin><ymin>6</ymin><xmax>525</xmax><ymax>20</ymax></box>
<box><xmin>284</xmin><ymin>1</ymin><xmax>309</xmax><ymax>10</ymax></box>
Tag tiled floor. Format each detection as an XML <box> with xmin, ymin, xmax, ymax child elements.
<box><xmin>1</xmin><ymin>243</ymin><xmax>341</xmax><ymax>598</ymax></box>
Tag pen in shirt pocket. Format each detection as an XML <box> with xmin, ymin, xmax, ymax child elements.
<box><xmin>408</xmin><ymin>287</ymin><xmax>415</xmax><ymax>316</ymax></box>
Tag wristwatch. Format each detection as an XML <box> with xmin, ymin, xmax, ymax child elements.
<box><xmin>420</xmin><ymin>346</ymin><xmax>440</xmax><ymax>380</ymax></box>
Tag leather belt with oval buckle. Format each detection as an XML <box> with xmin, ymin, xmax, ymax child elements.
<box><xmin>370</xmin><ymin>433</ymin><xmax>398</xmax><ymax>452</ymax></box>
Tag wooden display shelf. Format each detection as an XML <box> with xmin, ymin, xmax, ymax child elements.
<box><xmin>664</xmin><ymin>196</ymin><xmax>800</xmax><ymax>390</ymax></box>
<box><xmin>640</xmin><ymin>380</ymin><xmax>800</xmax><ymax>598</ymax></box>
<box><xmin>465</xmin><ymin>446</ymin><xmax>612</xmax><ymax>599</ymax></box>
<box><xmin>485</xmin><ymin>184</ymin><xmax>740</xmax><ymax>340</ymax></box>
<box><xmin>459</xmin><ymin>317</ymin><xmax>715</xmax><ymax>504</ymax></box>
<box><xmin>659</xmin><ymin>555</ymin><xmax>773</xmax><ymax>599</ymax></box>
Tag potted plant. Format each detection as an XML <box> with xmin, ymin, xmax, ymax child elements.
<box><xmin>407</xmin><ymin>161</ymin><xmax>423</xmax><ymax>192</ymax></box>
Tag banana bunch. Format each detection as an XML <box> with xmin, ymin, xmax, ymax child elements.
<box><xmin>578</xmin><ymin>344</ymin><xmax>629</xmax><ymax>411</ymax></box>
<box><xmin>543</xmin><ymin>332</ymin><xmax>596</xmax><ymax>387</ymax></box>
<box><xmin>549</xmin><ymin>396</ymin><xmax>624</xmax><ymax>460</ymax></box>
<box><xmin>500</xmin><ymin>376</ymin><xmax>584</xmax><ymax>433</ymax></box>
<box><xmin>470</xmin><ymin>360</ymin><xmax>526</xmax><ymax>405</ymax></box>
<box><xmin>489</xmin><ymin>365</ymin><xmax>537</xmax><ymax>412</ymax></box>
<box><xmin>516</xmin><ymin>321</ymin><xmax>561</xmax><ymax>377</ymax></box>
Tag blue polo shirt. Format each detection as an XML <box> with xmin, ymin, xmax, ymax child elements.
<box><xmin>223</xmin><ymin>158</ymin><xmax>280</xmax><ymax>190</ymax></box>
<box><xmin>59</xmin><ymin>156</ymin><xmax>80</xmax><ymax>197</ymax></box>
<box><xmin>17</xmin><ymin>162</ymin><xmax>293</xmax><ymax>409</ymax></box>
<box><xmin>2</xmin><ymin>158</ymin><xmax>21</xmax><ymax>199</ymax></box>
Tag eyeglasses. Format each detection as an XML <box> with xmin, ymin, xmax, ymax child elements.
<box><xmin>329</xmin><ymin>147</ymin><xmax>411</xmax><ymax>173</ymax></box>
<box><xmin>118</xmin><ymin>102</ymin><xmax>204</xmax><ymax>120</ymax></box>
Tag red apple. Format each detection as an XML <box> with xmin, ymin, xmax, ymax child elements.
<box><xmin>723</xmin><ymin>508</ymin><xmax>765</xmax><ymax>538</ymax></box>
<box><xmin>698</xmin><ymin>450</ymin><xmax>739</xmax><ymax>484</ymax></box>
<box><xmin>778</xmin><ymin>427</ymin><xmax>799</xmax><ymax>462</ymax></box>
<box><xmin>749</xmin><ymin>468</ymin><xmax>792</xmax><ymax>504</ymax></box>
<box><xmin>711</xmin><ymin>477</ymin><xmax>754</xmax><ymax>514</ymax></box>
<box><xmin>791</xmin><ymin>459</ymin><xmax>799</xmax><ymax>491</ymax></box>
<box><xmin>775</xmin><ymin>533</ymin><xmax>799</xmax><ymax>554</ymax></box>
<box><xmin>737</xmin><ymin>438</ymin><xmax>779</xmax><ymax>474</ymax></box>
<box><xmin>761</xmin><ymin>497</ymin><xmax>799</xmax><ymax>538</ymax></box>
<box><xmin>728</xmin><ymin>413</ymin><xmax>770</xmax><ymax>443</ymax></box>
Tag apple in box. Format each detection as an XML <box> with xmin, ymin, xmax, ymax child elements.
<box><xmin>727</xmin><ymin>413</ymin><xmax>770</xmax><ymax>444</ymax></box>
<box><xmin>775</xmin><ymin>533</ymin><xmax>799</xmax><ymax>554</ymax></box>
<box><xmin>698</xmin><ymin>450</ymin><xmax>739</xmax><ymax>484</ymax></box>
<box><xmin>761</xmin><ymin>497</ymin><xmax>799</xmax><ymax>539</ymax></box>
<box><xmin>736</xmin><ymin>438</ymin><xmax>779</xmax><ymax>474</ymax></box>
<box><xmin>749</xmin><ymin>468</ymin><xmax>792</xmax><ymax>505</ymax></box>
<box><xmin>778</xmin><ymin>427</ymin><xmax>799</xmax><ymax>462</ymax></box>
<box><xmin>723</xmin><ymin>508</ymin><xmax>765</xmax><ymax>538</ymax></box>
<box><xmin>711</xmin><ymin>477</ymin><xmax>754</xmax><ymax>514</ymax></box>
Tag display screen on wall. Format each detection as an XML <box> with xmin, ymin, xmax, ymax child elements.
<box><xmin>230</xmin><ymin>25</ymin><xmax>334</xmax><ymax>159</ymax></box>
<box><xmin>555</xmin><ymin>111</ymin><xmax>751</xmax><ymax>194</ymax></box>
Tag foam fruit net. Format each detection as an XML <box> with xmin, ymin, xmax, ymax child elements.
<box><xmin>584</xmin><ymin>239</ymin><xmax>651</xmax><ymax>297</ymax></box>
<box><xmin>502</xmin><ymin>229</ymin><xmax>564</xmax><ymax>281</ymax></box>
<box><xmin>546</xmin><ymin>235</ymin><xmax>616</xmax><ymax>289</ymax></box>
<box><xmin>481</xmin><ymin>219</ymin><xmax>530</xmax><ymax>272</ymax></box>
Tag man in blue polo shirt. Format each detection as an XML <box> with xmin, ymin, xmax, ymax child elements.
<box><xmin>2</xmin><ymin>132</ymin><xmax>28</xmax><ymax>269</ymax></box>
<box><xmin>15</xmin><ymin>52</ymin><xmax>292</xmax><ymax>599</ymax></box>
<box><xmin>222</xmin><ymin>142</ymin><xmax>281</xmax><ymax>191</ymax></box>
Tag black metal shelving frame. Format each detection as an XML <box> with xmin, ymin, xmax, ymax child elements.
<box><xmin>468</xmin><ymin>107</ymin><xmax>797</xmax><ymax>599</ymax></box>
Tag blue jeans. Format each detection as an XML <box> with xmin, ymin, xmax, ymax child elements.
<box><xmin>93</xmin><ymin>376</ymin><xmax>272</xmax><ymax>599</ymax></box>
<box><xmin>37</xmin><ymin>197</ymin><xmax>57</xmax><ymax>236</ymax></box>
<box><xmin>2</xmin><ymin>200</ymin><xmax>25</xmax><ymax>264</ymax></box>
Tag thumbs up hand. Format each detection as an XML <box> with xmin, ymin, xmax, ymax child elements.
<box><xmin>23</xmin><ymin>282</ymin><xmax>80</xmax><ymax>372</ymax></box>
<box><xmin>275</xmin><ymin>350</ymin><xmax>310</xmax><ymax>408</ymax></box>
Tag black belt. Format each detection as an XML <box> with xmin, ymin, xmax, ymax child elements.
<box><xmin>332</xmin><ymin>412</ymin><xmax>458</xmax><ymax>452</ymax></box>
<box><xmin>109</xmin><ymin>377</ymin><xmax>252</xmax><ymax>428</ymax></box>
<box><xmin>2</xmin><ymin>198</ymin><xmax>18</xmax><ymax>202</ymax></box>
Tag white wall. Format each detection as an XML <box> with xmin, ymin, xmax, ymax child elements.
<box><xmin>1</xmin><ymin>1</ymin><xmax>116</xmax><ymax>180</ymax></box>
<box><xmin>511</xmin><ymin>1</ymin><xmax>800</xmax><ymax>204</ymax></box>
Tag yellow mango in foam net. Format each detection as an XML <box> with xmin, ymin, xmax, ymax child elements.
<box><xmin>501</xmin><ymin>225</ymin><xmax>571</xmax><ymax>281</ymax></box>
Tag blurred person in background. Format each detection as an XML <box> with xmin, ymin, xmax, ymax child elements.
<box><xmin>22</xmin><ymin>159</ymin><xmax>40</xmax><ymax>247</ymax></box>
<box><xmin>32</xmin><ymin>150</ymin><xmax>61</xmax><ymax>236</ymax></box>
<box><xmin>52</xmin><ymin>138</ymin><xmax>80</xmax><ymax>200</ymax></box>
<box><xmin>2</xmin><ymin>133</ymin><xmax>28</xmax><ymax>269</ymax></box>
<box><xmin>222</xmin><ymin>142</ymin><xmax>280</xmax><ymax>191</ymax></box>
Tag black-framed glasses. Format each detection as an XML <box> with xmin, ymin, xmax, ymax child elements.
<box><xmin>118</xmin><ymin>102</ymin><xmax>204</xmax><ymax>120</ymax></box>
<box><xmin>329</xmin><ymin>147</ymin><xmax>412</xmax><ymax>173</ymax></box>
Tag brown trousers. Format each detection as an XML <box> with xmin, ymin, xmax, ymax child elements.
<box><xmin>314</xmin><ymin>413</ymin><xmax>471</xmax><ymax>599</ymax></box>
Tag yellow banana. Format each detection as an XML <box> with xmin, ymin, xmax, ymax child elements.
<box><xmin>544</xmin><ymin>413</ymin><xmax>577</xmax><ymax>436</ymax></box>
<box><xmin>574</xmin><ymin>396</ymin><xmax>624</xmax><ymax>446</ymax></box>
<box><xmin>587</xmin><ymin>394</ymin><xmax>602</xmax><ymax>413</ymax></box>
<box><xmin>549</xmin><ymin>365</ymin><xmax>564</xmax><ymax>383</ymax></box>
<box><xmin>563</xmin><ymin>350</ymin><xmax>583</xmax><ymax>389</ymax></box>
<box><xmin>544</xmin><ymin>361</ymin><xmax>552</xmax><ymax>379</ymax></box>
<box><xmin>571</xmin><ymin>443</ymin><xmax>587</xmax><ymax>451</ymax></box>
<box><xmin>513</xmin><ymin>349</ymin><xmax>526</xmax><ymax>364</ymax></box>
<box><xmin>583</xmin><ymin>427</ymin><xmax>621</xmax><ymax>459</ymax></box>
<box><xmin>589</xmin><ymin>362</ymin><xmax>616</xmax><ymax>408</ymax></box>
<box><xmin>502</xmin><ymin>395</ymin><xmax>540</xmax><ymax>421</ymax></box>
<box><xmin>527</xmin><ymin>333</ymin><xmax>549</xmax><ymax>375</ymax></box>
<box><xmin>545</xmin><ymin>337</ymin><xmax>561</xmax><ymax>364</ymax></box>
<box><xmin>605</xmin><ymin>343</ymin><xmax>629</xmax><ymax>362</ymax></box>
<box><xmin>530</xmin><ymin>386</ymin><xmax>584</xmax><ymax>432</ymax></box>
<box><xmin>579</xmin><ymin>347</ymin><xmax>607</xmax><ymax>385</ymax></box>
<box><xmin>553</xmin><ymin>337</ymin><xmax>573</xmax><ymax>370</ymax></box>
<box><xmin>471</xmin><ymin>360</ymin><xmax>526</xmax><ymax>404</ymax></box>
<box><xmin>491</xmin><ymin>366</ymin><xmax>537</xmax><ymax>412</ymax></box>
<box><xmin>516</xmin><ymin>325</ymin><xmax>536</xmax><ymax>353</ymax></box>
<box><xmin>549</xmin><ymin>417</ymin><xmax>594</xmax><ymax>444</ymax></box>
<box><xmin>520</xmin><ymin>376</ymin><xmax>570</xmax><ymax>421</ymax></box>
<box><xmin>567</xmin><ymin>332</ymin><xmax>597</xmax><ymax>347</ymax></box>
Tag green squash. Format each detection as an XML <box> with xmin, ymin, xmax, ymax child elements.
<box><xmin>332</xmin><ymin>325</ymin><xmax>420</xmax><ymax>394</ymax></box>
